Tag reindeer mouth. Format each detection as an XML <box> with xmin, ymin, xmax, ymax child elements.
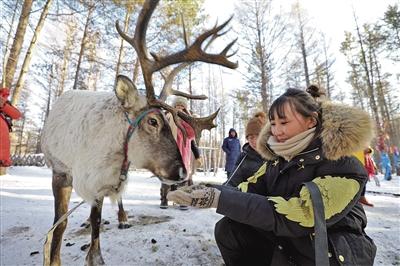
<box><xmin>151</xmin><ymin>175</ymin><xmax>188</xmax><ymax>185</ymax></box>
<box><xmin>151</xmin><ymin>166</ymin><xmax>187</xmax><ymax>185</ymax></box>
<box><xmin>156</xmin><ymin>167</ymin><xmax>188</xmax><ymax>185</ymax></box>
<box><xmin>159</xmin><ymin>178</ymin><xmax>188</xmax><ymax>185</ymax></box>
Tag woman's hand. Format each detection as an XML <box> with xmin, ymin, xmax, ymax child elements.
<box><xmin>167</xmin><ymin>184</ymin><xmax>220</xmax><ymax>208</ymax></box>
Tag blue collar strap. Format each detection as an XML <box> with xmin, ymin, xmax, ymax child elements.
<box><xmin>124</xmin><ymin>108</ymin><xmax>161</xmax><ymax>128</ymax></box>
<box><xmin>120</xmin><ymin>108</ymin><xmax>162</xmax><ymax>181</ymax></box>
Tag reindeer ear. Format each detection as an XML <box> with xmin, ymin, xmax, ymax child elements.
<box><xmin>115</xmin><ymin>75</ymin><xmax>141</xmax><ymax>111</ymax></box>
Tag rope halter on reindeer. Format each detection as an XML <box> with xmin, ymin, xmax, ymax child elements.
<box><xmin>120</xmin><ymin>108</ymin><xmax>162</xmax><ymax>180</ymax></box>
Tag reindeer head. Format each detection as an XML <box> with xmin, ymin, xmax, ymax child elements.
<box><xmin>115</xmin><ymin>0</ymin><xmax>238</xmax><ymax>182</ymax></box>
<box><xmin>115</xmin><ymin>75</ymin><xmax>186</xmax><ymax>184</ymax></box>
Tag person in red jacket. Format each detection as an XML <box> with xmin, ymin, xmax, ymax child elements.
<box><xmin>0</xmin><ymin>88</ymin><xmax>22</xmax><ymax>167</ymax></box>
<box><xmin>364</xmin><ymin>147</ymin><xmax>380</xmax><ymax>187</ymax></box>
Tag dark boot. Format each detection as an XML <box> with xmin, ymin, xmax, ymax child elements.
<box><xmin>160</xmin><ymin>184</ymin><xmax>169</xmax><ymax>209</ymax></box>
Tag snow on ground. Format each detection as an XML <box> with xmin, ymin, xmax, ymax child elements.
<box><xmin>1</xmin><ymin>167</ymin><xmax>399</xmax><ymax>266</ymax></box>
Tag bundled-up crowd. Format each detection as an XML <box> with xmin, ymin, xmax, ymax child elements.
<box><xmin>168</xmin><ymin>85</ymin><xmax>378</xmax><ymax>266</ymax></box>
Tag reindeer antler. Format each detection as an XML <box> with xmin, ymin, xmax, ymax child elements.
<box><xmin>116</xmin><ymin>0</ymin><xmax>237</xmax><ymax>139</ymax></box>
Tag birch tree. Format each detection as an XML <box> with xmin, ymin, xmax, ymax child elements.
<box><xmin>72</xmin><ymin>1</ymin><xmax>95</xmax><ymax>90</ymax></box>
<box><xmin>353</xmin><ymin>13</ymin><xmax>381</xmax><ymax>128</ymax></box>
<box><xmin>311</xmin><ymin>33</ymin><xmax>335</xmax><ymax>99</ymax></box>
<box><xmin>2</xmin><ymin>0</ymin><xmax>33</xmax><ymax>88</ymax></box>
<box><xmin>11</xmin><ymin>0</ymin><xmax>53</xmax><ymax>105</ymax></box>
<box><xmin>289</xmin><ymin>2</ymin><xmax>320</xmax><ymax>89</ymax></box>
<box><xmin>236</xmin><ymin>0</ymin><xmax>289</xmax><ymax>112</ymax></box>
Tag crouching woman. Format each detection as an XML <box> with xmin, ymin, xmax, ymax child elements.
<box><xmin>168</xmin><ymin>86</ymin><xmax>376</xmax><ymax>266</ymax></box>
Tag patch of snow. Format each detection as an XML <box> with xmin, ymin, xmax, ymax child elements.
<box><xmin>1</xmin><ymin>167</ymin><xmax>399</xmax><ymax>265</ymax></box>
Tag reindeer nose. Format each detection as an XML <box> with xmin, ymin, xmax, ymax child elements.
<box><xmin>179</xmin><ymin>167</ymin><xmax>187</xmax><ymax>181</ymax></box>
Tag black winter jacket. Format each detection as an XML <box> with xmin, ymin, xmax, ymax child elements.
<box><xmin>215</xmin><ymin>101</ymin><xmax>376</xmax><ymax>266</ymax></box>
<box><xmin>225</xmin><ymin>143</ymin><xmax>265</xmax><ymax>187</ymax></box>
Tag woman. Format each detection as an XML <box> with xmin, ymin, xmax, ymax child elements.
<box><xmin>160</xmin><ymin>96</ymin><xmax>200</xmax><ymax>209</ymax></box>
<box><xmin>364</xmin><ymin>147</ymin><xmax>380</xmax><ymax>187</ymax></box>
<box><xmin>225</xmin><ymin>112</ymin><xmax>266</xmax><ymax>187</ymax></box>
<box><xmin>168</xmin><ymin>86</ymin><xmax>376</xmax><ymax>265</ymax></box>
<box><xmin>222</xmin><ymin>128</ymin><xmax>241</xmax><ymax>178</ymax></box>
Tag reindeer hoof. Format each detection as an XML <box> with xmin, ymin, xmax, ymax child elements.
<box><xmin>85</xmin><ymin>253</ymin><xmax>105</xmax><ymax>266</ymax></box>
<box><xmin>118</xmin><ymin>223</ymin><xmax>131</xmax><ymax>229</ymax></box>
<box><xmin>81</xmin><ymin>243</ymin><xmax>90</xmax><ymax>251</ymax></box>
<box><xmin>80</xmin><ymin>222</ymin><xmax>90</xmax><ymax>228</ymax></box>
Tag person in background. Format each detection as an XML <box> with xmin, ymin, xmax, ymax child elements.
<box><xmin>222</xmin><ymin>128</ymin><xmax>241</xmax><ymax>178</ymax></box>
<box><xmin>364</xmin><ymin>147</ymin><xmax>380</xmax><ymax>187</ymax></box>
<box><xmin>0</xmin><ymin>88</ymin><xmax>22</xmax><ymax>171</ymax></box>
<box><xmin>159</xmin><ymin>96</ymin><xmax>201</xmax><ymax>210</ymax></box>
<box><xmin>168</xmin><ymin>85</ymin><xmax>376</xmax><ymax>266</ymax></box>
<box><xmin>353</xmin><ymin>149</ymin><xmax>375</xmax><ymax>207</ymax></box>
<box><xmin>381</xmin><ymin>149</ymin><xmax>392</xmax><ymax>181</ymax></box>
<box><xmin>225</xmin><ymin>112</ymin><xmax>266</xmax><ymax>187</ymax></box>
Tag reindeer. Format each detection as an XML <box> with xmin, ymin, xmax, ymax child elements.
<box><xmin>41</xmin><ymin>0</ymin><xmax>237</xmax><ymax>265</ymax></box>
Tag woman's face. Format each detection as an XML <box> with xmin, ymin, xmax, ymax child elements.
<box><xmin>270</xmin><ymin>102</ymin><xmax>316</xmax><ymax>143</ymax></box>
<box><xmin>175</xmin><ymin>104</ymin><xmax>186</xmax><ymax>111</ymax></box>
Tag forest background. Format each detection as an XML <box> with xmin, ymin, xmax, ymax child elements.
<box><xmin>1</xmin><ymin>0</ymin><xmax>399</xmax><ymax>173</ymax></box>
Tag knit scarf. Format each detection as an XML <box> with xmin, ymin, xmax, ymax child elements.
<box><xmin>267</xmin><ymin>127</ymin><xmax>316</xmax><ymax>161</ymax></box>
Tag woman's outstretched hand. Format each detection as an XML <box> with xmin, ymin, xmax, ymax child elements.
<box><xmin>167</xmin><ymin>184</ymin><xmax>221</xmax><ymax>208</ymax></box>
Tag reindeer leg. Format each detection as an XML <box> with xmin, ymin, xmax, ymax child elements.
<box><xmin>50</xmin><ymin>172</ymin><xmax>72</xmax><ymax>266</ymax></box>
<box><xmin>117</xmin><ymin>197</ymin><xmax>131</xmax><ymax>229</ymax></box>
<box><xmin>85</xmin><ymin>197</ymin><xmax>105</xmax><ymax>266</ymax></box>
<box><xmin>80</xmin><ymin>218</ymin><xmax>91</xmax><ymax>229</ymax></box>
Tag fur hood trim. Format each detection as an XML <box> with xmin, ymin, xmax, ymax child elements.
<box><xmin>256</xmin><ymin>101</ymin><xmax>375</xmax><ymax>161</ymax></box>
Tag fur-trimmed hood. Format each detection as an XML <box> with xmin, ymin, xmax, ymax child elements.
<box><xmin>256</xmin><ymin>101</ymin><xmax>375</xmax><ymax>161</ymax></box>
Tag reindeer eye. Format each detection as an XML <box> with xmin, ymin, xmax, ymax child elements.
<box><xmin>148</xmin><ymin>118</ymin><xmax>158</xmax><ymax>127</ymax></box>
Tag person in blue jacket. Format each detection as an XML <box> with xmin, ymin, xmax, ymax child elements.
<box><xmin>381</xmin><ymin>149</ymin><xmax>392</xmax><ymax>180</ymax></box>
<box><xmin>222</xmin><ymin>128</ymin><xmax>241</xmax><ymax>178</ymax></box>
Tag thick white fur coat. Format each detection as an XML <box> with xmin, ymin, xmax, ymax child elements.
<box><xmin>41</xmin><ymin>90</ymin><xmax>147</xmax><ymax>204</ymax></box>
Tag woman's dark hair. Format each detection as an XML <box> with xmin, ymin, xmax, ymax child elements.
<box><xmin>268</xmin><ymin>85</ymin><xmax>324</xmax><ymax>134</ymax></box>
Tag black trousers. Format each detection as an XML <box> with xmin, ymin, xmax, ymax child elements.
<box><xmin>214</xmin><ymin>217</ymin><xmax>275</xmax><ymax>266</ymax></box>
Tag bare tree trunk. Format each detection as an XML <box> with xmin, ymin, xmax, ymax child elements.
<box><xmin>322</xmin><ymin>36</ymin><xmax>333</xmax><ymax>99</ymax></box>
<box><xmin>2</xmin><ymin>0</ymin><xmax>21</xmax><ymax>87</ymax></box>
<box><xmin>294</xmin><ymin>5</ymin><xmax>311</xmax><ymax>88</ymax></box>
<box><xmin>11</xmin><ymin>0</ymin><xmax>53</xmax><ymax>106</ymax></box>
<box><xmin>73</xmin><ymin>4</ymin><xmax>94</xmax><ymax>90</ymax></box>
<box><xmin>2</xmin><ymin>0</ymin><xmax>33</xmax><ymax>89</ymax></box>
<box><xmin>256</xmin><ymin>6</ymin><xmax>269</xmax><ymax>113</ymax></box>
<box><xmin>45</xmin><ymin>65</ymin><xmax>53</xmax><ymax>120</ymax></box>
<box><xmin>353</xmin><ymin>76</ymin><xmax>365</xmax><ymax>110</ymax></box>
<box><xmin>373</xmin><ymin>50</ymin><xmax>393</xmax><ymax>141</ymax></box>
<box><xmin>35</xmin><ymin>128</ymin><xmax>42</xmax><ymax>154</ymax></box>
<box><xmin>57</xmin><ymin>20</ymin><xmax>76</xmax><ymax>97</ymax></box>
<box><xmin>299</xmin><ymin>25</ymin><xmax>310</xmax><ymax>87</ymax></box>
<box><xmin>353</xmin><ymin>13</ymin><xmax>380</xmax><ymax>128</ymax></box>
<box><xmin>132</xmin><ymin>58</ymin><xmax>140</xmax><ymax>83</ymax></box>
